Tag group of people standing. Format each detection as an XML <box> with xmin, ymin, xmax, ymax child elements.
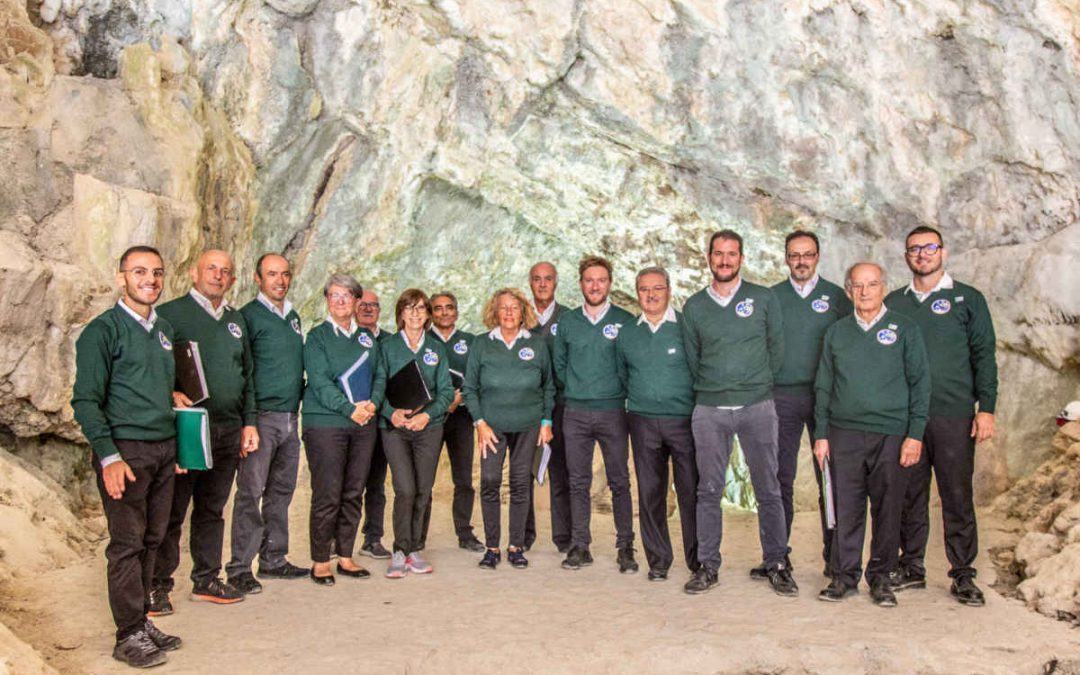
<box><xmin>72</xmin><ymin>224</ymin><xmax>997</xmax><ymax>669</ymax></box>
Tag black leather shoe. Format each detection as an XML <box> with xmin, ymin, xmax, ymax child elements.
<box><xmin>336</xmin><ymin>563</ymin><xmax>371</xmax><ymax>578</ymax></box>
<box><xmin>310</xmin><ymin>568</ymin><xmax>335</xmax><ymax>586</ymax></box>
<box><xmin>228</xmin><ymin>573</ymin><xmax>263</xmax><ymax>595</ymax></box>
<box><xmin>767</xmin><ymin>565</ymin><xmax>799</xmax><ymax>597</ymax></box>
<box><xmin>459</xmin><ymin>536</ymin><xmax>486</xmax><ymax>553</ymax></box>
<box><xmin>113</xmin><ymin>630</ymin><xmax>167</xmax><ymax>668</ymax></box>
<box><xmin>891</xmin><ymin>567</ymin><xmax>926</xmax><ymax>592</ymax></box>
<box><xmin>647</xmin><ymin>568</ymin><xmax>668</xmax><ymax>582</ymax></box>
<box><xmin>684</xmin><ymin>567</ymin><xmax>719</xmax><ymax>595</ymax></box>
<box><xmin>257</xmin><ymin>561</ymin><xmax>309</xmax><ymax>579</ymax></box>
<box><xmin>561</xmin><ymin>546</ymin><xmax>592</xmax><ymax>570</ymax></box>
<box><xmin>147</xmin><ymin>587</ymin><xmax>173</xmax><ymax>617</ymax></box>
<box><xmin>951</xmin><ymin>575</ymin><xmax>985</xmax><ymax>607</ymax></box>
<box><xmin>143</xmin><ymin>619</ymin><xmax>182</xmax><ymax>652</ymax></box>
<box><xmin>870</xmin><ymin>582</ymin><xmax>897</xmax><ymax>607</ymax></box>
<box><xmin>617</xmin><ymin>547</ymin><xmax>639</xmax><ymax>574</ymax></box>
<box><xmin>749</xmin><ymin>562</ymin><xmax>768</xmax><ymax>580</ymax></box>
<box><xmin>818</xmin><ymin>579</ymin><xmax>858</xmax><ymax>602</ymax></box>
<box><xmin>478</xmin><ymin>549</ymin><xmax>501</xmax><ymax>570</ymax></box>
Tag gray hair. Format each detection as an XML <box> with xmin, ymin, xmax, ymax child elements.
<box><xmin>323</xmin><ymin>273</ymin><xmax>363</xmax><ymax>298</ymax></box>
<box><xmin>844</xmin><ymin>262</ymin><xmax>886</xmax><ymax>288</ymax></box>
<box><xmin>635</xmin><ymin>265</ymin><xmax>671</xmax><ymax>287</ymax></box>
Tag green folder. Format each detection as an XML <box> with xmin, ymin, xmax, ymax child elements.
<box><xmin>175</xmin><ymin>407</ymin><xmax>213</xmax><ymax>470</ymax></box>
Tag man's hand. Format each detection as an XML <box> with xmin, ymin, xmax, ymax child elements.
<box><xmin>172</xmin><ymin>391</ymin><xmax>193</xmax><ymax>408</ymax></box>
<box><xmin>813</xmin><ymin>439</ymin><xmax>830</xmax><ymax>470</ymax></box>
<box><xmin>103</xmin><ymin>461</ymin><xmax>135</xmax><ymax>500</ymax></box>
<box><xmin>447</xmin><ymin>389</ymin><xmax>462</xmax><ymax>414</ymax></box>
<box><xmin>476</xmin><ymin>421</ymin><xmax>499</xmax><ymax>459</ymax></box>
<box><xmin>971</xmin><ymin>412</ymin><xmax>995</xmax><ymax>444</ymax></box>
<box><xmin>240</xmin><ymin>425</ymin><xmax>260</xmax><ymax>458</ymax></box>
<box><xmin>538</xmin><ymin>425</ymin><xmax>553</xmax><ymax>446</ymax></box>
<box><xmin>899</xmin><ymin>437</ymin><xmax>923</xmax><ymax>467</ymax></box>
<box><xmin>405</xmin><ymin>412</ymin><xmax>431</xmax><ymax>431</ymax></box>
<box><xmin>175</xmin><ymin>464</ymin><xmax>188</xmax><ymax>475</ymax></box>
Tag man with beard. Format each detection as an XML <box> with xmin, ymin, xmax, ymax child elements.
<box><xmin>73</xmin><ymin>246</ymin><xmax>183</xmax><ymax>667</ymax></box>
<box><xmin>152</xmin><ymin>249</ymin><xmax>258</xmax><ymax>608</ymax></box>
<box><xmin>529</xmin><ymin>261</ymin><xmax>570</xmax><ymax>552</ymax></box>
<box><xmin>681</xmin><ymin>230</ymin><xmax>793</xmax><ymax>596</ymax></box>
<box><xmin>225</xmin><ymin>254</ymin><xmax>309</xmax><ymax>594</ymax></box>
<box><xmin>553</xmin><ymin>256</ymin><xmax>638</xmax><ymax>572</ymax></box>
<box><xmin>356</xmin><ymin>289</ymin><xmax>393</xmax><ymax>559</ymax></box>
<box><xmin>754</xmin><ymin>231</ymin><xmax>852</xmax><ymax>580</ymax></box>
<box><xmin>887</xmin><ymin>226</ymin><xmax>998</xmax><ymax>607</ymax></box>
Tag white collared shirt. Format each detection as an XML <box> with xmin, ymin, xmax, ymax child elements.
<box><xmin>706</xmin><ymin>278</ymin><xmax>743</xmax><ymax>308</ymax></box>
<box><xmin>401</xmin><ymin>330</ymin><xmax>425</xmax><ymax>354</ymax></box>
<box><xmin>533</xmin><ymin>301</ymin><xmax>556</xmax><ymax>326</ymax></box>
<box><xmin>855</xmin><ymin>304</ymin><xmax>888</xmax><ymax>332</ymax></box>
<box><xmin>789</xmin><ymin>274</ymin><xmax>820</xmax><ymax>299</ymax></box>
<box><xmin>488</xmin><ymin>327</ymin><xmax>531</xmax><ymax>349</ymax></box>
<box><xmin>638</xmin><ymin>306</ymin><xmax>677</xmax><ymax>334</ymax></box>
<box><xmin>432</xmin><ymin>327</ymin><xmax>458</xmax><ymax>343</ymax></box>
<box><xmin>256</xmin><ymin>292</ymin><xmax>293</xmax><ymax>320</ymax></box>
<box><xmin>116</xmin><ymin>299</ymin><xmax>157</xmax><ymax>332</ymax></box>
<box><xmin>906</xmin><ymin>271</ymin><xmax>954</xmax><ymax>303</ymax></box>
<box><xmin>328</xmin><ymin>314</ymin><xmax>358</xmax><ymax>338</ymax></box>
<box><xmin>582</xmin><ymin>301</ymin><xmax>611</xmax><ymax>325</ymax></box>
<box><xmin>189</xmin><ymin>288</ymin><xmax>229</xmax><ymax>321</ymax></box>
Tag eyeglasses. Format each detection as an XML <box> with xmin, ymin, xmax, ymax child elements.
<box><xmin>327</xmin><ymin>292</ymin><xmax>355</xmax><ymax>302</ymax></box>
<box><xmin>786</xmin><ymin>252</ymin><xmax>818</xmax><ymax>261</ymax></box>
<box><xmin>905</xmin><ymin>243</ymin><xmax>942</xmax><ymax>256</ymax></box>
<box><xmin>122</xmin><ymin>267</ymin><xmax>165</xmax><ymax>278</ymax></box>
<box><xmin>847</xmin><ymin>281</ymin><xmax>883</xmax><ymax>292</ymax></box>
<box><xmin>402</xmin><ymin>304</ymin><xmax>427</xmax><ymax>314</ymax></box>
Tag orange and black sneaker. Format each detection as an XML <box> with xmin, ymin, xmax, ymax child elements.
<box><xmin>147</xmin><ymin>587</ymin><xmax>173</xmax><ymax>616</ymax></box>
<box><xmin>190</xmin><ymin>577</ymin><xmax>244</xmax><ymax>604</ymax></box>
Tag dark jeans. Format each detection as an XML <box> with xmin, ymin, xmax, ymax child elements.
<box><xmin>899</xmin><ymin>414</ymin><xmax>978</xmax><ymax>578</ymax></box>
<box><xmin>382</xmin><ymin>424</ymin><xmax>443</xmax><ymax>553</ymax></box>
<box><xmin>361</xmin><ymin>434</ymin><xmax>387</xmax><ymax>542</ymax></box>
<box><xmin>628</xmin><ymin>414</ymin><xmax>699</xmax><ymax>573</ymax></box>
<box><xmin>227</xmin><ymin>411</ymin><xmax>300</xmax><ymax>576</ymax></box>
<box><xmin>421</xmin><ymin>406</ymin><xmax>476</xmax><ymax>544</ymax></box>
<box><xmin>692</xmin><ymin>400</ymin><xmax>785</xmax><ymax>572</ymax></box>
<box><xmin>95</xmin><ymin>440</ymin><xmax>176</xmax><ymax>640</ymax></box>
<box><xmin>827</xmin><ymin>426</ymin><xmax>907</xmax><ymax>587</ymax></box>
<box><xmin>303</xmin><ymin>424</ymin><xmax>377</xmax><ymax>563</ymax></box>
<box><xmin>154</xmin><ymin>424</ymin><xmax>241</xmax><ymax>590</ymax></box>
<box><xmin>480</xmin><ymin>426</ymin><xmax>539</xmax><ymax>549</ymax></box>
<box><xmin>563</xmin><ymin>407</ymin><xmax>634</xmax><ymax>550</ymax></box>
<box><xmin>775</xmin><ymin>390</ymin><xmax>831</xmax><ymax>566</ymax></box>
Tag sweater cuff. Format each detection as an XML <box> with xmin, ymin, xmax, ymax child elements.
<box><xmin>906</xmin><ymin>421</ymin><xmax>926</xmax><ymax>442</ymax></box>
<box><xmin>242</xmin><ymin>413</ymin><xmax>258</xmax><ymax>427</ymax></box>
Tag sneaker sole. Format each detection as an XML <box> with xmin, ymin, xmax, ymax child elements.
<box><xmin>113</xmin><ymin>651</ymin><xmax>168</xmax><ymax>668</ymax></box>
<box><xmin>406</xmin><ymin>567</ymin><xmax>433</xmax><ymax>574</ymax></box>
<box><xmin>818</xmin><ymin>590</ymin><xmax>858</xmax><ymax>603</ymax></box>
<box><xmin>561</xmin><ymin>563</ymin><xmax>581</xmax><ymax>570</ymax></box>
<box><xmin>873</xmin><ymin>599</ymin><xmax>898</xmax><ymax>608</ymax></box>
<box><xmin>683</xmin><ymin>584</ymin><xmax>717</xmax><ymax>595</ymax></box>
<box><xmin>893</xmin><ymin>580</ymin><xmax>927</xmax><ymax>592</ymax></box>
<box><xmin>619</xmin><ymin>566</ymin><xmax>639</xmax><ymax>574</ymax></box>
<box><xmin>189</xmin><ymin>594</ymin><xmax>243</xmax><ymax>605</ymax></box>
<box><xmin>385</xmin><ymin>570</ymin><xmax>407</xmax><ymax>579</ymax></box>
<box><xmin>951</xmin><ymin>590</ymin><xmax>986</xmax><ymax>607</ymax></box>
<box><xmin>146</xmin><ymin>609</ymin><xmax>173</xmax><ymax>618</ymax></box>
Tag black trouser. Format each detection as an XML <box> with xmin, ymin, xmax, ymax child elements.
<box><xmin>154</xmin><ymin>424</ymin><xmax>241</xmax><ymax>590</ymax></box>
<box><xmin>775</xmin><ymin>390</ymin><xmax>831</xmax><ymax>566</ymax></box>
<box><xmin>382</xmin><ymin>425</ymin><xmax>443</xmax><ymax>554</ymax></box>
<box><xmin>303</xmin><ymin>424</ymin><xmax>377</xmax><ymax>563</ymax></box>
<box><xmin>95</xmin><ymin>440</ymin><xmax>176</xmax><ymax>640</ymax></box>
<box><xmin>827</xmin><ymin>426</ymin><xmax>907</xmax><ymax>587</ymax></box>
<box><xmin>899</xmin><ymin>414</ymin><xmax>978</xmax><ymax>578</ymax></box>
<box><xmin>628</xmin><ymin>414</ymin><xmax>699</xmax><ymax>573</ymax></box>
<box><xmin>563</xmin><ymin>408</ymin><xmax>634</xmax><ymax>550</ymax></box>
<box><xmin>528</xmin><ymin>403</ymin><xmax>568</xmax><ymax>550</ymax></box>
<box><xmin>361</xmin><ymin>435</ymin><xmax>388</xmax><ymax>542</ymax></box>
<box><xmin>421</xmin><ymin>407</ymin><xmax>475</xmax><ymax>544</ymax></box>
<box><xmin>480</xmin><ymin>426</ymin><xmax>539</xmax><ymax>549</ymax></box>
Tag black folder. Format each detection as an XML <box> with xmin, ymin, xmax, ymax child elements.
<box><xmin>448</xmin><ymin>368</ymin><xmax>465</xmax><ymax>390</ymax></box>
<box><xmin>386</xmin><ymin>360</ymin><xmax>433</xmax><ymax>413</ymax></box>
<box><xmin>174</xmin><ymin>340</ymin><xmax>209</xmax><ymax>405</ymax></box>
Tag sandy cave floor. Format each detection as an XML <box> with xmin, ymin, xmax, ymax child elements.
<box><xmin>4</xmin><ymin>476</ymin><xmax>1080</xmax><ymax>675</ymax></box>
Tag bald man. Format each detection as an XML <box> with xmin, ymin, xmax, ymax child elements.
<box><xmin>151</xmin><ymin>250</ymin><xmax>257</xmax><ymax>610</ymax></box>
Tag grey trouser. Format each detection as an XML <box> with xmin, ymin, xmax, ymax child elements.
<box><xmin>775</xmin><ymin>390</ymin><xmax>831</xmax><ymax>567</ymax></box>
<box><xmin>382</xmin><ymin>425</ymin><xmax>444</xmax><ymax>554</ymax></box>
<box><xmin>227</xmin><ymin>411</ymin><xmax>300</xmax><ymax>576</ymax></box>
<box><xmin>692</xmin><ymin>399</ymin><xmax>786</xmax><ymax>572</ymax></box>
<box><xmin>563</xmin><ymin>408</ymin><xmax>634</xmax><ymax>550</ymax></box>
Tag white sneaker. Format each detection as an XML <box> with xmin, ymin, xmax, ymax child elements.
<box><xmin>405</xmin><ymin>551</ymin><xmax>432</xmax><ymax>574</ymax></box>
<box><xmin>386</xmin><ymin>551</ymin><xmax>408</xmax><ymax>578</ymax></box>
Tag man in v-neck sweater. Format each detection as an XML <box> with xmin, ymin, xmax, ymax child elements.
<box><xmin>761</xmin><ymin>231</ymin><xmax>852</xmax><ymax>580</ymax></box>
<box><xmin>886</xmin><ymin>226</ymin><xmax>997</xmax><ymax>607</ymax></box>
<box><xmin>553</xmin><ymin>256</ymin><xmax>638</xmax><ymax>573</ymax></box>
<box><xmin>152</xmin><ymin>250</ymin><xmax>257</xmax><ymax>607</ymax></box>
<box><xmin>680</xmin><ymin>230</ymin><xmax>792</xmax><ymax>597</ymax></box>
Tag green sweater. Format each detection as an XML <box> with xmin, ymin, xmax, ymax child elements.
<box><xmin>429</xmin><ymin>327</ymin><xmax>474</xmax><ymax>378</ymax></box>
<box><xmin>72</xmin><ymin>304</ymin><xmax>177</xmax><ymax>460</ymax></box>
<box><xmin>681</xmin><ymin>281</ymin><xmax>784</xmax><ymax>407</ymax></box>
<box><xmin>813</xmin><ymin>309</ymin><xmax>930</xmax><ymax>441</ymax></box>
<box><xmin>302</xmin><ymin>321</ymin><xmax>384</xmax><ymax>428</ymax></box>
<box><xmin>158</xmin><ymin>294</ymin><xmax>256</xmax><ymax>427</ymax></box>
<box><xmin>885</xmin><ymin>281</ymin><xmax>998</xmax><ymax>417</ymax></box>
<box><xmin>375</xmin><ymin>332</ymin><xmax>454</xmax><ymax>426</ymax></box>
<box><xmin>240</xmin><ymin>298</ymin><xmax>304</xmax><ymax>413</ymax></box>
<box><xmin>771</xmin><ymin>277</ymin><xmax>853</xmax><ymax>394</ymax></box>
<box><xmin>537</xmin><ymin>302</ymin><xmax>569</xmax><ymax>404</ymax></box>
<box><xmin>553</xmin><ymin>304</ymin><xmax>635</xmax><ymax>410</ymax></box>
<box><xmin>463</xmin><ymin>331</ymin><xmax>555</xmax><ymax>432</ymax></box>
<box><xmin>615</xmin><ymin>314</ymin><xmax>694</xmax><ymax>418</ymax></box>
